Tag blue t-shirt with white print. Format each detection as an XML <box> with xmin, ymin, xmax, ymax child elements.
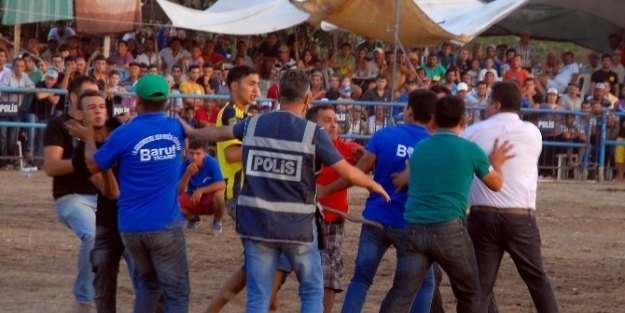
<box><xmin>363</xmin><ymin>124</ymin><xmax>430</xmax><ymax>228</ymax></box>
<box><xmin>180</xmin><ymin>155</ymin><xmax>224</xmax><ymax>194</ymax></box>
<box><xmin>94</xmin><ymin>112</ymin><xmax>186</xmax><ymax>232</ymax></box>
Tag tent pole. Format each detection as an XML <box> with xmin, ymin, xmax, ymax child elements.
<box><xmin>13</xmin><ymin>25</ymin><xmax>21</xmax><ymax>57</ymax></box>
<box><xmin>389</xmin><ymin>0</ymin><xmax>401</xmax><ymax>102</ymax></box>
<box><xmin>103</xmin><ymin>35</ymin><xmax>111</xmax><ymax>58</ymax></box>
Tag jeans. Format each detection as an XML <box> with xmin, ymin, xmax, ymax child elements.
<box><xmin>468</xmin><ymin>209</ymin><xmax>560</xmax><ymax>313</ymax></box>
<box><xmin>379</xmin><ymin>219</ymin><xmax>480</xmax><ymax>313</ymax></box>
<box><xmin>91</xmin><ymin>225</ymin><xmax>138</xmax><ymax>313</ymax></box>
<box><xmin>341</xmin><ymin>224</ymin><xmax>435</xmax><ymax>313</ymax></box>
<box><xmin>121</xmin><ymin>226</ymin><xmax>190</xmax><ymax>313</ymax></box>
<box><xmin>55</xmin><ymin>193</ymin><xmax>97</xmax><ymax>304</ymax></box>
<box><xmin>243</xmin><ymin>230</ymin><xmax>323</xmax><ymax>313</ymax></box>
<box><xmin>25</xmin><ymin>113</ymin><xmax>47</xmax><ymax>157</ymax></box>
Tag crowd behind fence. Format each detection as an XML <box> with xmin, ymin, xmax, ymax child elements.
<box><xmin>0</xmin><ymin>87</ymin><xmax>623</xmax><ymax>182</ymax></box>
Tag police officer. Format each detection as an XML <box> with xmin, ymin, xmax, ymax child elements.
<box><xmin>183</xmin><ymin>69</ymin><xmax>389</xmax><ymax>313</ymax></box>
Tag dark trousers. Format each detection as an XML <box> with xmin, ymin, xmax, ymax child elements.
<box><xmin>90</xmin><ymin>225</ymin><xmax>136</xmax><ymax>313</ymax></box>
<box><xmin>467</xmin><ymin>209</ymin><xmax>560</xmax><ymax>313</ymax></box>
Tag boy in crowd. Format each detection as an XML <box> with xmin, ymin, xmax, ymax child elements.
<box><xmin>178</xmin><ymin>139</ymin><xmax>226</xmax><ymax>232</ymax></box>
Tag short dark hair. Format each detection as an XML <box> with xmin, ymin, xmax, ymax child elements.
<box><xmin>188</xmin><ymin>65</ymin><xmax>200</xmax><ymax>72</ymax></box>
<box><xmin>12</xmin><ymin>57</ymin><xmax>24</xmax><ymax>66</ymax></box>
<box><xmin>64</xmin><ymin>55</ymin><xmax>76</xmax><ymax>63</ymax></box>
<box><xmin>601</xmin><ymin>53</ymin><xmax>612</xmax><ymax>60</ymax></box>
<box><xmin>140</xmin><ymin>98</ymin><xmax>167</xmax><ymax>112</ymax></box>
<box><xmin>226</xmin><ymin>65</ymin><xmax>260</xmax><ymax>89</ymax></box>
<box><xmin>490</xmin><ymin>81</ymin><xmax>522</xmax><ymax>112</ymax></box>
<box><xmin>94</xmin><ymin>55</ymin><xmax>106</xmax><ymax>63</ymax></box>
<box><xmin>429</xmin><ymin>85</ymin><xmax>451</xmax><ymax>96</ymax></box>
<box><xmin>77</xmin><ymin>89</ymin><xmax>104</xmax><ymax>110</ymax></box>
<box><xmin>109</xmin><ymin>70</ymin><xmax>120</xmax><ymax>77</ymax></box>
<box><xmin>435</xmin><ymin>96</ymin><xmax>465</xmax><ymax>128</ymax></box>
<box><xmin>139</xmin><ymin>63</ymin><xmax>148</xmax><ymax>69</ymax></box>
<box><xmin>188</xmin><ymin>139</ymin><xmax>207</xmax><ymax>151</ymax></box>
<box><xmin>340</xmin><ymin>42</ymin><xmax>351</xmax><ymax>49</ymax></box>
<box><xmin>184</xmin><ymin>105</ymin><xmax>195</xmax><ymax>112</ymax></box>
<box><xmin>407</xmin><ymin>89</ymin><xmax>438</xmax><ymax>124</ymax></box>
<box><xmin>476</xmin><ymin>80</ymin><xmax>488</xmax><ymax>87</ymax></box>
<box><xmin>279</xmin><ymin>69</ymin><xmax>310</xmax><ymax>105</ymax></box>
<box><xmin>375</xmin><ymin>74</ymin><xmax>388</xmax><ymax>81</ymax></box>
<box><xmin>147</xmin><ymin>64</ymin><xmax>159</xmax><ymax>71</ymax></box>
<box><xmin>172</xmin><ymin>65</ymin><xmax>182</xmax><ymax>72</ymax></box>
<box><xmin>69</xmin><ymin>75</ymin><xmax>99</xmax><ymax>98</ymax></box>
<box><xmin>305</xmin><ymin>104</ymin><xmax>335</xmax><ymax>122</ymax></box>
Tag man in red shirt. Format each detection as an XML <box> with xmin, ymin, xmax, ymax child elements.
<box><xmin>305</xmin><ymin>104</ymin><xmax>364</xmax><ymax>313</ymax></box>
<box><xmin>503</xmin><ymin>55</ymin><xmax>530</xmax><ymax>88</ymax></box>
<box><xmin>195</xmin><ymin>98</ymin><xmax>220</xmax><ymax>128</ymax></box>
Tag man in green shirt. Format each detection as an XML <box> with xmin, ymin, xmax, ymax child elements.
<box><xmin>379</xmin><ymin>95</ymin><xmax>514</xmax><ymax>313</ymax></box>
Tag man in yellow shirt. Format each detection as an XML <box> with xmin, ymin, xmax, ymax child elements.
<box><xmin>179</xmin><ymin>65</ymin><xmax>204</xmax><ymax>108</ymax></box>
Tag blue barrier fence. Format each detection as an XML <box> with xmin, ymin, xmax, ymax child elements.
<box><xmin>0</xmin><ymin>86</ymin><xmax>622</xmax><ymax>181</ymax></box>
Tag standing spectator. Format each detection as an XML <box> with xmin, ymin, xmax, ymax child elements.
<box><xmin>478</xmin><ymin>57</ymin><xmax>499</xmax><ymax>82</ymax></box>
<box><xmin>69</xmin><ymin>74</ymin><xmax>191</xmax><ymax>312</ymax></box>
<box><xmin>466</xmin><ymin>81</ymin><xmax>489</xmax><ymax>124</ymax></box>
<box><xmin>201</xmin><ymin>41</ymin><xmax>223</xmax><ymax>65</ymax></box>
<box><xmin>160</xmin><ymin>37</ymin><xmax>191</xmax><ymax>75</ymax></box>
<box><xmin>43</xmin><ymin>76</ymin><xmax>99</xmax><ymax>312</ymax></box>
<box><xmin>184</xmin><ymin>69</ymin><xmax>389</xmax><ymax>313</ymax></box>
<box><xmin>540</xmin><ymin>51</ymin><xmax>560</xmax><ymax>77</ymax></box>
<box><xmin>367</xmin><ymin>105</ymin><xmax>395</xmax><ymax>134</ymax></box>
<box><xmin>360</xmin><ymin>74</ymin><xmax>392</xmax><ymax>118</ymax></box>
<box><xmin>256</xmin><ymin>32</ymin><xmax>281</xmax><ymax>59</ymax></box>
<box><xmin>195</xmin><ymin>99</ymin><xmax>219</xmax><ymax>128</ymax></box>
<box><xmin>379</xmin><ymin>95</ymin><xmax>512</xmax><ymax>313</ymax></box>
<box><xmin>0</xmin><ymin>58</ymin><xmax>35</xmax><ymax>167</ymax></box>
<box><xmin>48</xmin><ymin>21</ymin><xmax>76</xmax><ymax>45</ymax></box>
<box><xmin>87</xmin><ymin>55</ymin><xmax>109</xmax><ymax>91</ymax></box>
<box><xmin>27</xmin><ymin>69</ymin><xmax>60</xmax><ymax>165</ymax></box>
<box><xmin>538</xmin><ymin>88</ymin><xmax>567</xmax><ymax>178</ymax></box>
<box><xmin>510</xmin><ymin>29</ymin><xmax>536</xmax><ymax>70</ymax></box>
<box><xmin>457</xmin><ymin>48</ymin><xmax>471</xmax><ymax>74</ymax></box>
<box><xmin>135</xmin><ymin>38</ymin><xmax>161</xmax><ymax>68</ymax></box>
<box><xmin>275</xmin><ymin>45</ymin><xmax>297</xmax><ymax>70</ymax></box>
<box><xmin>68</xmin><ymin>36</ymin><xmax>85</xmax><ymax>59</ymax></box>
<box><xmin>581</xmin><ymin>52</ymin><xmax>601</xmax><ymax>75</ymax></box>
<box><xmin>615</xmin><ymin>88</ymin><xmax>625</xmax><ymax>182</ymax></box>
<box><xmin>355</xmin><ymin>37</ymin><xmax>385</xmax><ymax>61</ymax></box>
<box><xmin>368</xmin><ymin>48</ymin><xmax>386</xmax><ymax>78</ymax></box>
<box><xmin>591</xmin><ymin>53</ymin><xmax>620</xmax><ymax>96</ymax></box>
<box><xmin>353</xmin><ymin>47</ymin><xmax>372</xmax><ymax>78</ymax></box>
<box><xmin>27</xmin><ymin>38</ymin><xmax>41</xmax><ymax>56</ymax></box>
<box><xmin>464</xmin><ymin>81</ymin><xmax>560</xmax><ymax>313</ymax></box>
<box><xmin>179</xmin><ymin>65</ymin><xmax>205</xmax><ymax>108</ymax></box>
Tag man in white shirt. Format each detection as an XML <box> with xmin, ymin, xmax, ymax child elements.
<box><xmin>557</xmin><ymin>82</ymin><xmax>583</xmax><ymax>111</ymax></box>
<box><xmin>537</xmin><ymin>51</ymin><xmax>579</xmax><ymax>95</ymax></box>
<box><xmin>160</xmin><ymin>37</ymin><xmax>191</xmax><ymax>75</ymax></box>
<box><xmin>462</xmin><ymin>81</ymin><xmax>560</xmax><ymax>313</ymax></box>
<box><xmin>47</xmin><ymin>21</ymin><xmax>76</xmax><ymax>45</ymax></box>
<box><xmin>135</xmin><ymin>38</ymin><xmax>161</xmax><ymax>68</ymax></box>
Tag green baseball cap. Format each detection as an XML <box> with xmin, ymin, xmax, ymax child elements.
<box><xmin>132</xmin><ymin>74</ymin><xmax>169</xmax><ymax>101</ymax></box>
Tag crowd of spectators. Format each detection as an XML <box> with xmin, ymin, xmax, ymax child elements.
<box><xmin>0</xmin><ymin>22</ymin><xmax>624</xmax><ymax>180</ymax></box>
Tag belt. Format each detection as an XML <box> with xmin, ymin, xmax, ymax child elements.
<box><xmin>471</xmin><ymin>205</ymin><xmax>533</xmax><ymax>215</ymax></box>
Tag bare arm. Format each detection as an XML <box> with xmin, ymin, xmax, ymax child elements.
<box><xmin>330</xmin><ymin>159</ymin><xmax>390</xmax><ymax>202</ymax></box>
<box><xmin>184</xmin><ymin>120</ymin><xmax>235</xmax><ymax>142</ymax></box>
<box><xmin>99</xmin><ymin>169</ymin><xmax>120</xmax><ymax>199</ymax></box>
<box><xmin>318</xmin><ymin>150</ymin><xmax>376</xmax><ymax>199</ymax></box>
<box><xmin>224</xmin><ymin>145</ymin><xmax>242</xmax><ymax>163</ymax></box>
<box><xmin>43</xmin><ymin>146</ymin><xmax>73</xmax><ymax>177</ymax></box>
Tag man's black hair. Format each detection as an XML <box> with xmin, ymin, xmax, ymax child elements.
<box><xmin>226</xmin><ymin>65</ymin><xmax>260</xmax><ymax>89</ymax></box>
<box><xmin>407</xmin><ymin>89</ymin><xmax>438</xmax><ymax>124</ymax></box>
<box><xmin>490</xmin><ymin>81</ymin><xmax>522</xmax><ymax>112</ymax></box>
<box><xmin>305</xmin><ymin>104</ymin><xmax>335</xmax><ymax>122</ymax></box>
<box><xmin>435</xmin><ymin>96</ymin><xmax>465</xmax><ymax>128</ymax></box>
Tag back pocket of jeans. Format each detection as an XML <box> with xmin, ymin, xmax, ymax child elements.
<box><xmin>433</xmin><ymin>231</ymin><xmax>467</xmax><ymax>261</ymax></box>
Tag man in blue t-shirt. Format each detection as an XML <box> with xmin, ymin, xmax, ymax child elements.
<box><xmin>68</xmin><ymin>74</ymin><xmax>190</xmax><ymax>312</ymax></box>
<box><xmin>178</xmin><ymin>139</ymin><xmax>226</xmax><ymax>232</ymax></box>
<box><xmin>379</xmin><ymin>96</ymin><xmax>514</xmax><ymax>313</ymax></box>
<box><xmin>319</xmin><ymin>89</ymin><xmax>439</xmax><ymax>313</ymax></box>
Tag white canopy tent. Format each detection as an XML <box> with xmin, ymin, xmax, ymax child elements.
<box><xmin>156</xmin><ymin>0</ymin><xmax>528</xmax><ymax>47</ymax></box>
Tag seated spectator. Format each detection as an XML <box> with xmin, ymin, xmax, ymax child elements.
<box><xmin>562</xmin><ymin>113</ymin><xmax>586</xmax><ymax>167</ymax></box>
<box><xmin>330</xmin><ymin>42</ymin><xmax>356</xmax><ymax>76</ymax></box>
<box><xmin>478</xmin><ymin>57</ymin><xmax>499</xmax><ymax>81</ymax></box>
<box><xmin>536</xmin><ymin>51</ymin><xmax>579</xmax><ymax>96</ymax></box>
<box><xmin>353</xmin><ymin>47</ymin><xmax>373</xmax><ymax>78</ymax></box>
<box><xmin>114</xmin><ymin>41</ymin><xmax>134</xmax><ymax>68</ymax></box>
<box><xmin>41</xmin><ymin>38</ymin><xmax>59</xmax><ymax>62</ymax></box>
<box><xmin>540</xmin><ymin>51</ymin><xmax>560</xmax><ymax>77</ymax></box>
<box><xmin>196</xmin><ymin>99</ymin><xmax>219</xmax><ymax>128</ymax></box>
<box><xmin>537</xmin><ymin>88</ymin><xmax>567</xmax><ymax>178</ymax></box>
<box><xmin>368</xmin><ymin>48</ymin><xmax>386</xmax><ymax>78</ymax></box>
<box><xmin>423</xmin><ymin>54</ymin><xmax>446</xmax><ymax>81</ymax></box>
<box><xmin>466</xmin><ymin>59</ymin><xmax>481</xmax><ymax>86</ymax></box>
<box><xmin>585</xmin><ymin>83</ymin><xmax>613</xmax><ymax>109</ymax></box>
<box><xmin>344</xmin><ymin>105</ymin><xmax>367</xmax><ymax>142</ymax></box>
<box><xmin>135</xmin><ymin>38</ymin><xmax>161</xmax><ymax>68</ymax></box>
<box><xmin>256</xmin><ymin>32</ymin><xmax>280</xmax><ymax>59</ymax></box>
<box><xmin>603</xmin><ymin>80</ymin><xmax>619</xmax><ymax>107</ymax></box>
<box><xmin>435</xmin><ymin>42</ymin><xmax>456</xmax><ymax>69</ymax></box>
<box><xmin>160</xmin><ymin>37</ymin><xmax>191</xmax><ymax>74</ymax></box>
<box><xmin>324</xmin><ymin>74</ymin><xmax>342</xmax><ymax>101</ymax></box>
<box><xmin>503</xmin><ymin>55</ymin><xmax>530</xmax><ymax>88</ymax></box>
<box><xmin>177</xmin><ymin>139</ymin><xmax>226</xmax><ymax>232</ymax></box>
<box><xmin>442</xmin><ymin>68</ymin><xmax>458</xmax><ymax>95</ymax></box>
<box><xmin>558</xmin><ymin>82</ymin><xmax>583</xmax><ymax>111</ymax></box>
<box><xmin>179</xmin><ymin>65</ymin><xmax>204</xmax><ymax>108</ymax></box>
<box><xmin>367</xmin><ymin>105</ymin><xmax>395</xmax><ymax>135</ymax></box>
<box><xmin>361</xmin><ymin>74</ymin><xmax>392</xmax><ymax>118</ymax></box>
<box><xmin>309</xmin><ymin>71</ymin><xmax>326</xmax><ymax>100</ymax></box>
<box><xmin>591</xmin><ymin>54</ymin><xmax>619</xmax><ymax>96</ymax></box>
<box><xmin>275</xmin><ymin>45</ymin><xmax>297</xmax><ymax>71</ymax></box>
<box><xmin>466</xmin><ymin>80</ymin><xmax>489</xmax><ymax>124</ymax></box>
<box><xmin>182</xmin><ymin>105</ymin><xmax>197</xmax><ymax>128</ymax></box>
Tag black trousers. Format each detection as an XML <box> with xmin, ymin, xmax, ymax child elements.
<box><xmin>467</xmin><ymin>209</ymin><xmax>560</xmax><ymax>313</ymax></box>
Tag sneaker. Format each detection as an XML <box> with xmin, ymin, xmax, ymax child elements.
<box><xmin>212</xmin><ymin>221</ymin><xmax>223</xmax><ymax>234</ymax></box>
<box><xmin>186</xmin><ymin>215</ymin><xmax>202</xmax><ymax>229</ymax></box>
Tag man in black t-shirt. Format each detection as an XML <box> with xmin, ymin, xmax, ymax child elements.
<box><xmin>43</xmin><ymin>75</ymin><xmax>99</xmax><ymax>311</ymax></box>
<box><xmin>591</xmin><ymin>54</ymin><xmax>620</xmax><ymax>96</ymax></box>
<box><xmin>69</xmin><ymin>89</ymin><xmax>139</xmax><ymax>312</ymax></box>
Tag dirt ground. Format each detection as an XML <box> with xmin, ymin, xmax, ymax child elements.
<box><xmin>1</xmin><ymin>170</ymin><xmax>624</xmax><ymax>313</ymax></box>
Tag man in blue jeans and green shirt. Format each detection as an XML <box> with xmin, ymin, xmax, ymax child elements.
<box><xmin>380</xmin><ymin>95</ymin><xmax>514</xmax><ymax>313</ymax></box>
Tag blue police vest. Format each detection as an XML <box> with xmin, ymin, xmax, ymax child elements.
<box><xmin>236</xmin><ymin>112</ymin><xmax>318</xmax><ymax>244</ymax></box>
